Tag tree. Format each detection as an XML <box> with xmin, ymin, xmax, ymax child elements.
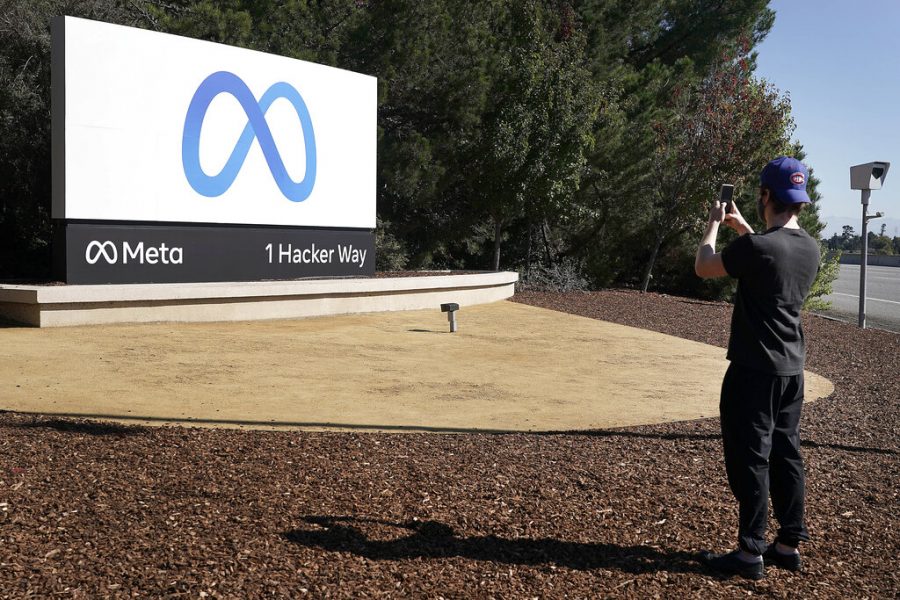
<box><xmin>463</xmin><ymin>1</ymin><xmax>600</xmax><ymax>271</ymax></box>
<box><xmin>869</xmin><ymin>229</ymin><xmax>894</xmax><ymax>255</ymax></box>
<box><xmin>842</xmin><ymin>225</ymin><xmax>856</xmax><ymax>244</ymax></box>
<box><xmin>789</xmin><ymin>144</ymin><xmax>840</xmax><ymax>310</ymax></box>
<box><xmin>0</xmin><ymin>0</ymin><xmax>831</xmax><ymax>293</ymax></box>
<box><xmin>0</xmin><ymin>0</ymin><xmax>153</xmax><ymax>279</ymax></box>
<box><xmin>637</xmin><ymin>48</ymin><xmax>792</xmax><ymax>292</ymax></box>
<box><xmin>837</xmin><ymin>225</ymin><xmax>861</xmax><ymax>253</ymax></box>
<box><xmin>558</xmin><ymin>1</ymin><xmax>779</xmax><ymax>292</ymax></box>
<box><xmin>803</xmin><ymin>246</ymin><xmax>840</xmax><ymax>312</ymax></box>
<box><xmin>342</xmin><ymin>0</ymin><xmax>500</xmax><ymax>269</ymax></box>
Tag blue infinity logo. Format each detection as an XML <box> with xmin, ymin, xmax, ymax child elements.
<box><xmin>182</xmin><ymin>71</ymin><xmax>316</xmax><ymax>202</ymax></box>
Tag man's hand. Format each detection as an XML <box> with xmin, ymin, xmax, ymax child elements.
<box><xmin>708</xmin><ymin>200</ymin><xmax>727</xmax><ymax>224</ymax></box>
<box><xmin>723</xmin><ymin>200</ymin><xmax>754</xmax><ymax>236</ymax></box>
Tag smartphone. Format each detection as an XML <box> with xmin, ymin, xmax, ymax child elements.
<box><xmin>720</xmin><ymin>184</ymin><xmax>735</xmax><ymax>213</ymax></box>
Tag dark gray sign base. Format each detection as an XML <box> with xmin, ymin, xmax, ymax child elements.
<box><xmin>54</xmin><ymin>221</ymin><xmax>375</xmax><ymax>284</ymax></box>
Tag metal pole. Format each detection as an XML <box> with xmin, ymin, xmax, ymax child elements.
<box><xmin>858</xmin><ymin>190</ymin><xmax>870</xmax><ymax>328</ymax></box>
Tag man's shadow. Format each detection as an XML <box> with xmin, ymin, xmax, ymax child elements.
<box><xmin>282</xmin><ymin>516</ymin><xmax>705</xmax><ymax>575</ymax></box>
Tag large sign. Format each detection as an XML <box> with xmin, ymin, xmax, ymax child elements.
<box><xmin>51</xmin><ymin>17</ymin><xmax>377</xmax><ymax>283</ymax></box>
<box><xmin>51</xmin><ymin>17</ymin><xmax>376</xmax><ymax>283</ymax></box>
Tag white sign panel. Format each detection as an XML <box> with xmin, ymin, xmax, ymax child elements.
<box><xmin>52</xmin><ymin>17</ymin><xmax>376</xmax><ymax>229</ymax></box>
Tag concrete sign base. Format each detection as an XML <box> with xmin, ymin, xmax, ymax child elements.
<box><xmin>0</xmin><ymin>272</ymin><xmax>517</xmax><ymax>327</ymax></box>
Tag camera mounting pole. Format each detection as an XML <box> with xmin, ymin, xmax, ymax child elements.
<box><xmin>850</xmin><ymin>162</ymin><xmax>890</xmax><ymax>329</ymax></box>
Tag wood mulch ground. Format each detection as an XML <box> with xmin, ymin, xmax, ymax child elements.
<box><xmin>1</xmin><ymin>289</ymin><xmax>897</xmax><ymax>598</ymax></box>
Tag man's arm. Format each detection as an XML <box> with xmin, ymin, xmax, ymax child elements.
<box><xmin>695</xmin><ymin>217</ymin><xmax>728</xmax><ymax>279</ymax></box>
<box><xmin>694</xmin><ymin>199</ymin><xmax>754</xmax><ymax>279</ymax></box>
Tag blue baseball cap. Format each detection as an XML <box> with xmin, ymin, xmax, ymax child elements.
<box><xmin>760</xmin><ymin>156</ymin><xmax>811</xmax><ymax>204</ymax></box>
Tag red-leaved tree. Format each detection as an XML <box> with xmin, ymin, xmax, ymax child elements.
<box><xmin>639</xmin><ymin>46</ymin><xmax>793</xmax><ymax>292</ymax></box>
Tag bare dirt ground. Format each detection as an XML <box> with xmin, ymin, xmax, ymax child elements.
<box><xmin>1</xmin><ymin>289</ymin><xmax>897</xmax><ymax>598</ymax></box>
<box><xmin>0</xmin><ymin>301</ymin><xmax>831</xmax><ymax>432</ymax></box>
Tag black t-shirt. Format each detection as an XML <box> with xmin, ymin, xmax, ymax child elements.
<box><xmin>720</xmin><ymin>226</ymin><xmax>821</xmax><ymax>375</ymax></box>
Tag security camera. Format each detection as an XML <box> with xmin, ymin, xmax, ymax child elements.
<box><xmin>850</xmin><ymin>161</ymin><xmax>890</xmax><ymax>190</ymax></box>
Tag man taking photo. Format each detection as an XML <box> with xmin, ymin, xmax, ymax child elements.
<box><xmin>694</xmin><ymin>156</ymin><xmax>821</xmax><ymax>580</ymax></box>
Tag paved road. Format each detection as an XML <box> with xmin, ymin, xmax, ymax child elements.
<box><xmin>816</xmin><ymin>264</ymin><xmax>900</xmax><ymax>332</ymax></box>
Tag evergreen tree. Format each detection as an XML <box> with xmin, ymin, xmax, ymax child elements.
<box><xmin>0</xmin><ymin>0</ymin><xmax>151</xmax><ymax>279</ymax></box>
<box><xmin>0</xmin><ymin>0</ymin><xmax>836</xmax><ymax>301</ymax></box>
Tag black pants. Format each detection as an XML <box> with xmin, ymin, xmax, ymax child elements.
<box><xmin>719</xmin><ymin>363</ymin><xmax>811</xmax><ymax>555</ymax></box>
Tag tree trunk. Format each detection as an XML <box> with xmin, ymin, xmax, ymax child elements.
<box><xmin>492</xmin><ymin>218</ymin><xmax>502</xmax><ymax>272</ymax></box>
<box><xmin>525</xmin><ymin>220</ymin><xmax>533</xmax><ymax>280</ymax></box>
<box><xmin>640</xmin><ymin>236</ymin><xmax>663</xmax><ymax>293</ymax></box>
<box><xmin>541</xmin><ymin>220</ymin><xmax>555</xmax><ymax>267</ymax></box>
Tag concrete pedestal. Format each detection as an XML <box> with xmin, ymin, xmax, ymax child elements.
<box><xmin>0</xmin><ymin>272</ymin><xmax>518</xmax><ymax>327</ymax></box>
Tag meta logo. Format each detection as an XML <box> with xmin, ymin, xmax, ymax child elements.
<box><xmin>85</xmin><ymin>241</ymin><xmax>118</xmax><ymax>265</ymax></box>
<box><xmin>85</xmin><ymin>241</ymin><xmax>184</xmax><ymax>265</ymax></box>
<box><xmin>182</xmin><ymin>71</ymin><xmax>317</xmax><ymax>202</ymax></box>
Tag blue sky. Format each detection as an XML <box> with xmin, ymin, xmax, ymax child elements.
<box><xmin>754</xmin><ymin>0</ymin><xmax>900</xmax><ymax>238</ymax></box>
